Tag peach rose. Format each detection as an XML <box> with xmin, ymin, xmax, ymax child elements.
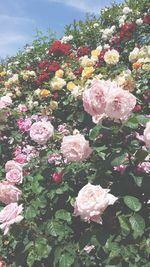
<box><xmin>6</xmin><ymin>169</ymin><xmax>23</xmax><ymax>185</ymax></box>
<box><xmin>143</xmin><ymin>121</ymin><xmax>150</xmax><ymax>149</ymax></box>
<box><xmin>74</xmin><ymin>183</ymin><xmax>118</xmax><ymax>224</ymax></box>
<box><xmin>0</xmin><ymin>203</ymin><xmax>24</xmax><ymax>235</ymax></box>
<box><xmin>0</xmin><ymin>181</ymin><xmax>22</xmax><ymax>204</ymax></box>
<box><xmin>30</xmin><ymin>121</ymin><xmax>54</xmax><ymax>145</ymax></box>
<box><xmin>61</xmin><ymin>134</ymin><xmax>92</xmax><ymax>162</ymax></box>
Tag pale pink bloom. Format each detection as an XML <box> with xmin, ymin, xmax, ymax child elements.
<box><xmin>5</xmin><ymin>160</ymin><xmax>22</xmax><ymax>172</ymax></box>
<box><xmin>18</xmin><ymin>104</ymin><xmax>28</xmax><ymax>112</ymax></box>
<box><xmin>114</xmin><ymin>164</ymin><xmax>127</xmax><ymax>174</ymax></box>
<box><xmin>0</xmin><ymin>95</ymin><xmax>12</xmax><ymax>109</ymax></box>
<box><xmin>6</xmin><ymin>169</ymin><xmax>23</xmax><ymax>185</ymax></box>
<box><xmin>30</xmin><ymin>121</ymin><xmax>54</xmax><ymax>144</ymax></box>
<box><xmin>83</xmin><ymin>245</ymin><xmax>95</xmax><ymax>253</ymax></box>
<box><xmin>58</xmin><ymin>123</ymin><xmax>69</xmax><ymax>135</ymax></box>
<box><xmin>137</xmin><ymin>162</ymin><xmax>150</xmax><ymax>173</ymax></box>
<box><xmin>83</xmin><ymin>80</ymin><xmax>110</xmax><ymax>116</ymax></box>
<box><xmin>0</xmin><ymin>181</ymin><xmax>22</xmax><ymax>204</ymax></box>
<box><xmin>17</xmin><ymin>118</ymin><xmax>32</xmax><ymax>132</ymax></box>
<box><xmin>74</xmin><ymin>183</ymin><xmax>118</xmax><ymax>223</ymax></box>
<box><xmin>143</xmin><ymin>121</ymin><xmax>150</xmax><ymax>149</ymax></box>
<box><xmin>61</xmin><ymin>134</ymin><xmax>92</xmax><ymax>162</ymax></box>
<box><xmin>48</xmin><ymin>153</ymin><xmax>62</xmax><ymax>165</ymax></box>
<box><xmin>105</xmin><ymin>86</ymin><xmax>136</xmax><ymax>121</ymax></box>
<box><xmin>15</xmin><ymin>153</ymin><xmax>27</xmax><ymax>164</ymax></box>
<box><xmin>0</xmin><ymin>203</ymin><xmax>23</xmax><ymax>235</ymax></box>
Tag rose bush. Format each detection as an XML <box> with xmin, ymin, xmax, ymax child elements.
<box><xmin>0</xmin><ymin>0</ymin><xmax>149</xmax><ymax>266</ymax></box>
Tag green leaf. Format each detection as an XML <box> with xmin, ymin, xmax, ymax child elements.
<box><xmin>131</xmin><ymin>174</ymin><xmax>143</xmax><ymax>187</ymax></box>
<box><xmin>124</xmin><ymin>116</ymin><xmax>138</xmax><ymax>129</ymax></box>
<box><xmin>111</xmin><ymin>153</ymin><xmax>126</xmax><ymax>166</ymax></box>
<box><xmin>25</xmin><ymin>206</ymin><xmax>37</xmax><ymax>219</ymax></box>
<box><xmin>129</xmin><ymin>214</ymin><xmax>145</xmax><ymax>238</ymax></box>
<box><xmin>135</xmin><ymin>150</ymin><xmax>148</xmax><ymax>162</ymax></box>
<box><xmin>59</xmin><ymin>253</ymin><xmax>74</xmax><ymax>267</ymax></box>
<box><xmin>136</xmin><ymin>115</ymin><xmax>149</xmax><ymax>125</ymax></box>
<box><xmin>55</xmin><ymin>209</ymin><xmax>72</xmax><ymax>223</ymax></box>
<box><xmin>89</xmin><ymin>124</ymin><xmax>102</xmax><ymax>140</ymax></box>
<box><xmin>118</xmin><ymin>215</ymin><xmax>130</xmax><ymax>236</ymax></box>
<box><xmin>124</xmin><ymin>196</ymin><xmax>142</xmax><ymax>212</ymax></box>
<box><xmin>27</xmin><ymin>250</ymin><xmax>36</xmax><ymax>267</ymax></box>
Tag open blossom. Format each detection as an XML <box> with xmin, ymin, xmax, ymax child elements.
<box><xmin>74</xmin><ymin>183</ymin><xmax>118</xmax><ymax>224</ymax></box>
<box><xmin>17</xmin><ymin>118</ymin><xmax>32</xmax><ymax>132</ymax></box>
<box><xmin>0</xmin><ymin>203</ymin><xmax>23</xmax><ymax>235</ymax></box>
<box><xmin>104</xmin><ymin>49</ymin><xmax>120</xmax><ymax>65</ymax></box>
<box><xmin>83</xmin><ymin>80</ymin><xmax>110</xmax><ymax>116</ymax></box>
<box><xmin>6</xmin><ymin>168</ymin><xmax>23</xmax><ymax>185</ymax></box>
<box><xmin>0</xmin><ymin>181</ymin><xmax>22</xmax><ymax>204</ymax></box>
<box><xmin>61</xmin><ymin>134</ymin><xmax>92</xmax><ymax>162</ymax></box>
<box><xmin>15</xmin><ymin>153</ymin><xmax>27</xmax><ymax>164</ymax></box>
<box><xmin>30</xmin><ymin>121</ymin><xmax>54</xmax><ymax>145</ymax></box>
<box><xmin>5</xmin><ymin>160</ymin><xmax>22</xmax><ymax>172</ymax></box>
<box><xmin>143</xmin><ymin>121</ymin><xmax>150</xmax><ymax>148</ymax></box>
<box><xmin>105</xmin><ymin>86</ymin><xmax>136</xmax><ymax>121</ymax></box>
<box><xmin>0</xmin><ymin>95</ymin><xmax>12</xmax><ymax>109</ymax></box>
<box><xmin>137</xmin><ymin>162</ymin><xmax>150</xmax><ymax>173</ymax></box>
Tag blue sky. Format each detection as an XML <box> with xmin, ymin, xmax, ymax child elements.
<box><xmin>0</xmin><ymin>0</ymin><xmax>124</xmax><ymax>58</ymax></box>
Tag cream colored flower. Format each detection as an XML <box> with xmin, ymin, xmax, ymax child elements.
<box><xmin>55</xmin><ymin>69</ymin><xmax>64</xmax><ymax>78</ymax></box>
<box><xmin>51</xmin><ymin>77</ymin><xmax>66</xmax><ymax>90</ymax></box>
<box><xmin>104</xmin><ymin>49</ymin><xmax>120</xmax><ymax>65</ymax></box>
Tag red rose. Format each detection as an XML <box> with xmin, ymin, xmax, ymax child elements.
<box><xmin>52</xmin><ymin>172</ymin><xmax>63</xmax><ymax>183</ymax></box>
<box><xmin>77</xmin><ymin>47</ymin><xmax>90</xmax><ymax>57</ymax></box>
<box><xmin>48</xmin><ymin>61</ymin><xmax>60</xmax><ymax>72</ymax></box>
<box><xmin>143</xmin><ymin>13</ymin><xmax>150</xmax><ymax>24</ymax></box>
<box><xmin>49</xmin><ymin>40</ymin><xmax>71</xmax><ymax>56</ymax></box>
<box><xmin>38</xmin><ymin>59</ymin><xmax>49</xmax><ymax>69</ymax></box>
<box><xmin>111</xmin><ymin>36</ymin><xmax>121</xmax><ymax>45</ymax></box>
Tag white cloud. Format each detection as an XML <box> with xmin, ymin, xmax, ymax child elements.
<box><xmin>48</xmin><ymin>0</ymin><xmax>102</xmax><ymax>13</ymax></box>
<box><xmin>0</xmin><ymin>15</ymin><xmax>35</xmax><ymax>58</ymax></box>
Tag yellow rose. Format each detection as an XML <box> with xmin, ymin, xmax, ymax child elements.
<box><xmin>55</xmin><ymin>69</ymin><xmax>64</xmax><ymax>78</ymax></box>
<box><xmin>0</xmin><ymin>71</ymin><xmax>7</xmax><ymax>77</ymax></box>
<box><xmin>67</xmin><ymin>82</ymin><xmax>76</xmax><ymax>91</ymax></box>
<box><xmin>142</xmin><ymin>63</ymin><xmax>150</xmax><ymax>71</ymax></box>
<box><xmin>82</xmin><ymin>67</ymin><xmax>94</xmax><ymax>79</ymax></box>
<box><xmin>91</xmin><ymin>49</ymin><xmax>100</xmax><ymax>57</ymax></box>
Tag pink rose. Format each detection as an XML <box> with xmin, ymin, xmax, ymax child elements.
<box><xmin>143</xmin><ymin>121</ymin><xmax>150</xmax><ymax>149</ymax></box>
<box><xmin>15</xmin><ymin>153</ymin><xmax>27</xmax><ymax>164</ymax></box>
<box><xmin>74</xmin><ymin>183</ymin><xmax>118</xmax><ymax>224</ymax></box>
<box><xmin>17</xmin><ymin>118</ymin><xmax>32</xmax><ymax>132</ymax></box>
<box><xmin>6</xmin><ymin>169</ymin><xmax>23</xmax><ymax>185</ymax></box>
<box><xmin>105</xmin><ymin>86</ymin><xmax>136</xmax><ymax>121</ymax></box>
<box><xmin>5</xmin><ymin>160</ymin><xmax>22</xmax><ymax>172</ymax></box>
<box><xmin>30</xmin><ymin>121</ymin><xmax>54</xmax><ymax>144</ymax></box>
<box><xmin>0</xmin><ymin>181</ymin><xmax>22</xmax><ymax>204</ymax></box>
<box><xmin>113</xmin><ymin>164</ymin><xmax>127</xmax><ymax>175</ymax></box>
<box><xmin>0</xmin><ymin>95</ymin><xmax>12</xmax><ymax>109</ymax></box>
<box><xmin>61</xmin><ymin>134</ymin><xmax>92</xmax><ymax>162</ymax></box>
<box><xmin>18</xmin><ymin>104</ymin><xmax>28</xmax><ymax>112</ymax></box>
<box><xmin>137</xmin><ymin>162</ymin><xmax>150</xmax><ymax>173</ymax></box>
<box><xmin>83</xmin><ymin>80</ymin><xmax>110</xmax><ymax>116</ymax></box>
<box><xmin>0</xmin><ymin>203</ymin><xmax>23</xmax><ymax>235</ymax></box>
